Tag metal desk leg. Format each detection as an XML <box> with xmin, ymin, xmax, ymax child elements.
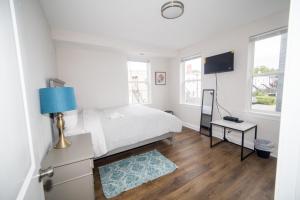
<box><xmin>241</xmin><ymin>126</ymin><xmax>257</xmax><ymax>161</ymax></box>
<box><xmin>241</xmin><ymin>131</ymin><xmax>244</xmax><ymax>161</ymax></box>
<box><xmin>210</xmin><ymin>123</ymin><xmax>213</xmax><ymax>148</ymax></box>
<box><xmin>210</xmin><ymin>124</ymin><xmax>226</xmax><ymax>148</ymax></box>
<box><xmin>254</xmin><ymin>126</ymin><xmax>257</xmax><ymax>152</ymax></box>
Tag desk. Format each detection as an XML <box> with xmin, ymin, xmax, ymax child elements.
<box><xmin>210</xmin><ymin>120</ymin><xmax>257</xmax><ymax>161</ymax></box>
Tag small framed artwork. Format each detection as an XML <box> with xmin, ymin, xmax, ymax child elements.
<box><xmin>155</xmin><ymin>72</ymin><xmax>166</xmax><ymax>85</ymax></box>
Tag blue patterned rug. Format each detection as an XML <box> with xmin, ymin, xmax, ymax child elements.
<box><xmin>98</xmin><ymin>149</ymin><xmax>177</xmax><ymax>198</ymax></box>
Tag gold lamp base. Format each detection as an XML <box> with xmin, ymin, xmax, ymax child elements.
<box><xmin>54</xmin><ymin>112</ymin><xmax>71</xmax><ymax>149</ymax></box>
<box><xmin>54</xmin><ymin>135</ymin><xmax>71</xmax><ymax>149</ymax></box>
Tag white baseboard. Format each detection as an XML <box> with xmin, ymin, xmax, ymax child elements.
<box><xmin>182</xmin><ymin>122</ymin><xmax>200</xmax><ymax>131</ymax></box>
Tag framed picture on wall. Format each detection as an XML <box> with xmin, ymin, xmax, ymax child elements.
<box><xmin>155</xmin><ymin>72</ymin><xmax>166</xmax><ymax>85</ymax></box>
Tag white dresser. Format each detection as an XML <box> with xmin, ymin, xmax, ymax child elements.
<box><xmin>42</xmin><ymin>133</ymin><xmax>95</xmax><ymax>200</ymax></box>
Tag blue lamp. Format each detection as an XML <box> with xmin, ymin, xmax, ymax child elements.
<box><xmin>39</xmin><ymin>87</ymin><xmax>77</xmax><ymax>149</ymax></box>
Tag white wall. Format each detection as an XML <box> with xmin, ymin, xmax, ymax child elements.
<box><xmin>56</xmin><ymin>41</ymin><xmax>171</xmax><ymax>110</ymax></box>
<box><xmin>56</xmin><ymin>42</ymin><xmax>128</xmax><ymax>109</ymax></box>
<box><xmin>168</xmin><ymin>10</ymin><xmax>289</xmax><ymax>156</ymax></box>
<box><xmin>12</xmin><ymin>0</ymin><xmax>57</xmax><ymax>199</ymax></box>
<box><xmin>275</xmin><ymin>0</ymin><xmax>300</xmax><ymax>198</ymax></box>
<box><xmin>148</xmin><ymin>57</ymin><xmax>170</xmax><ymax>110</ymax></box>
<box><xmin>0</xmin><ymin>1</ymin><xmax>32</xmax><ymax>199</ymax></box>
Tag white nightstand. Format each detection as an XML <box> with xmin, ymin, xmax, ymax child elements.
<box><xmin>42</xmin><ymin>133</ymin><xmax>95</xmax><ymax>200</ymax></box>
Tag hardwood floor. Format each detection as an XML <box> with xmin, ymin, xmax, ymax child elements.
<box><xmin>93</xmin><ymin>127</ymin><xmax>276</xmax><ymax>200</ymax></box>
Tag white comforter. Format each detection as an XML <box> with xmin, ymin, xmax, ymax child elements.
<box><xmin>65</xmin><ymin>105</ymin><xmax>182</xmax><ymax>157</ymax></box>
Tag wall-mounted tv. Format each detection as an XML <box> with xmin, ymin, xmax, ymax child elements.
<box><xmin>204</xmin><ymin>52</ymin><xmax>234</xmax><ymax>74</ymax></box>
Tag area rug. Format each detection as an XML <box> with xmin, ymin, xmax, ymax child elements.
<box><xmin>98</xmin><ymin>149</ymin><xmax>177</xmax><ymax>198</ymax></box>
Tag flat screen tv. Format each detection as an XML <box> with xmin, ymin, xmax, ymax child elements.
<box><xmin>204</xmin><ymin>52</ymin><xmax>234</xmax><ymax>74</ymax></box>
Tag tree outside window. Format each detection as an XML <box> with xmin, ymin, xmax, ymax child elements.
<box><xmin>251</xmin><ymin>30</ymin><xmax>287</xmax><ymax>112</ymax></box>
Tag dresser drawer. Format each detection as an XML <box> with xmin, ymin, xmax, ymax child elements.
<box><xmin>42</xmin><ymin>134</ymin><xmax>95</xmax><ymax>200</ymax></box>
<box><xmin>45</xmin><ymin>174</ymin><xmax>94</xmax><ymax>200</ymax></box>
<box><xmin>45</xmin><ymin>159</ymin><xmax>93</xmax><ymax>186</ymax></box>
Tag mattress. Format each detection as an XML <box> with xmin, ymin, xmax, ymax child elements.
<box><xmin>64</xmin><ymin>105</ymin><xmax>182</xmax><ymax>157</ymax></box>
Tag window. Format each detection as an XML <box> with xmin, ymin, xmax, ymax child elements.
<box><xmin>250</xmin><ymin>29</ymin><xmax>287</xmax><ymax>113</ymax></box>
<box><xmin>127</xmin><ymin>61</ymin><xmax>151</xmax><ymax>104</ymax></box>
<box><xmin>181</xmin><ymin>57</ymin><xmax>202</xmax><ymax>105</ymax></box>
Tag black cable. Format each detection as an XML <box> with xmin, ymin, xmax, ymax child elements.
<box><xmin>215</xmin><ymin>73</ymin><xmax>232</xmax><ymax>118</ymax></box>
<box><xmin>215</xmin><ymin>78</ymin><xmax>223</xmax><ymax>119</ymax></box>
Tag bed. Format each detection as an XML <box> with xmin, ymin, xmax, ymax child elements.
<box><xmin>63</xmin><ymin>105</ymin><xmax>182</xmax><ymax>158</ymax></box>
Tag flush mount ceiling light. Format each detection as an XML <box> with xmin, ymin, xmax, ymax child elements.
<box><xmin>161</xmin><ymin>1</ymin><xmax>184</xmax><ymax>19</ymax></box>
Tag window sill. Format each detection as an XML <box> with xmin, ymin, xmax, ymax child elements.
<box><xmin>180</xmin><ymin>103</ymin><xmax>201</xmax><ymax>110</ymax></box>
<box><xmin>130</xmin><ymin>102</ymin><xmax>152</xmax><ymax>105</ymax></box>
<box><xmin>246</xmin><ymin>109</ymin><xmax>281</xmax><ymax>120</ymax></box>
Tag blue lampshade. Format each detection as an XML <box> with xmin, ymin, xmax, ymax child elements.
<box><xmin>39</xmin><ymin>87</ymin><xmax>77</xmax><ymax>114</ymax></box>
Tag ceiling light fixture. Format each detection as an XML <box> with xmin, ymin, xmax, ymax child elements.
<box><xmin>161</xmin><ymin>0</ymin><xmax>184</xmax><ymax>19</ymax></box>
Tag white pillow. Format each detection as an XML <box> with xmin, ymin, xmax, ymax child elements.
<box><xmin>64</xmin><ymin>110</ymin><xmax>78</xmax><ymax>129</ymax></box>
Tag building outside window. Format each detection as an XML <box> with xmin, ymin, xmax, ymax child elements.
<box><xmin>181</xmin><ymin>57</ymin><xmax>202</xmax><ymax>106</ymax></box>
<box><xmin>127</xmin><ymin>61</ymin><xmax>151</xmax><ymax>104</ymax></box>
<box><xmin>250</xmin><ymin>28</ymin><xmax>287</xmax><ymax>113</ymax></box>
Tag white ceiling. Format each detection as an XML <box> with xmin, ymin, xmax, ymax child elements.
<box><xmin>40</xmin><ymin>0</ymin><xmax>289</xmax><ymax>51</ymax></box>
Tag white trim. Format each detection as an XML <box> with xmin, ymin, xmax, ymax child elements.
<box><xmin>179</xmin><ymin>62</ymin><xmax>184</xmax><ymax>104</ymax></box>
<box><xmin>127</xmin><ymin>57</ymin><xmax>150</xmax><ymax>63</ymax></box>
<box><xmin>247</xmin><ymin>110</ymin><xmax>281</xmax><ymax>118</ymax></box>
<box><xmin>250</xmin><ymin>26</ymin><xmax>288</xmax><ymax>42</ymax></box>
<box><xmin>275</xmin><ymin>1</ymin><xmax>300</xmax><ymax>197</ymax></box>
<box><xmin>246</xmin><ymin>39</ymin><xmax>255</xmax><ymax>113</ymax></box>
<box><xmin>148</xmin><ymin>62</ymin><xmax>152</xmax><ymax>104</ymax></box>
<box><xmin>244</xmin><ymin>110</ymin><xmax>280</xmax><ymax>121</ymax></box>
<box><xmin>181</xmin><ymin>54</ymin><xmax>201</xmax><ymax>62</ymax></box>
<box><xmin>182</xmin><ymin>122</ymin><xmax>200</xmax><ymax>131</ymax></box>
<box><xmin>9</xmin><ymin>0</ymin><xmax>37</xmax><ymax>199</ymax></box>
<box><xmin>180</xmin><ymin>103</ymin><xmax>201</xmax><ymax>110</ymax></box>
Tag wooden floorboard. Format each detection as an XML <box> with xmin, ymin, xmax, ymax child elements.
<box><xmin>93</xmin><ymin>127</ymin><xmax>276</xmax><ymax>200</ymax></box>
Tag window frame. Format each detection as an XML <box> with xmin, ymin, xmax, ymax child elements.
<box><xmin>127</xmin><ymin>60</ymin><xmax>152</xmax><ymax>105</ymax></box>
<box><xmin>180</xmin><ymin>56</ymin><xmax>202</xmax><ymax>106</ymax></box>
<box><xmin>247</xmin><ymin>28</ymin><xmax>287</xmax><ymax>115</ymax></box>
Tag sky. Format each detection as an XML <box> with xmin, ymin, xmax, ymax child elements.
<box><xmin>254</xmin><ymin>35</ymin><xmax>281</xmax><ymax>70</ymax></box>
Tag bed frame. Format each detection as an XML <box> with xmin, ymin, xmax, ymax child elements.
<box><xmin>49</xmin><ymin>79</ymin><xmax>177</xmax><ymax>160</ymax></box>
<box><xmin>96</xmin><ymin>132</ymin><xmax>176</xmax><ymax>159</ymax></box>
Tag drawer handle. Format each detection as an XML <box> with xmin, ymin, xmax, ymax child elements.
<box><xmin>39</xmin><ymin>166</ymin><xmax>54</xmax><ymax>182</ymax></box>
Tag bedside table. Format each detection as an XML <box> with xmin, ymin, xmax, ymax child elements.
<box><xmin>42</xmin><ymin>133</ymin><xmax>95</xmax><ymax>200</ymax></box>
